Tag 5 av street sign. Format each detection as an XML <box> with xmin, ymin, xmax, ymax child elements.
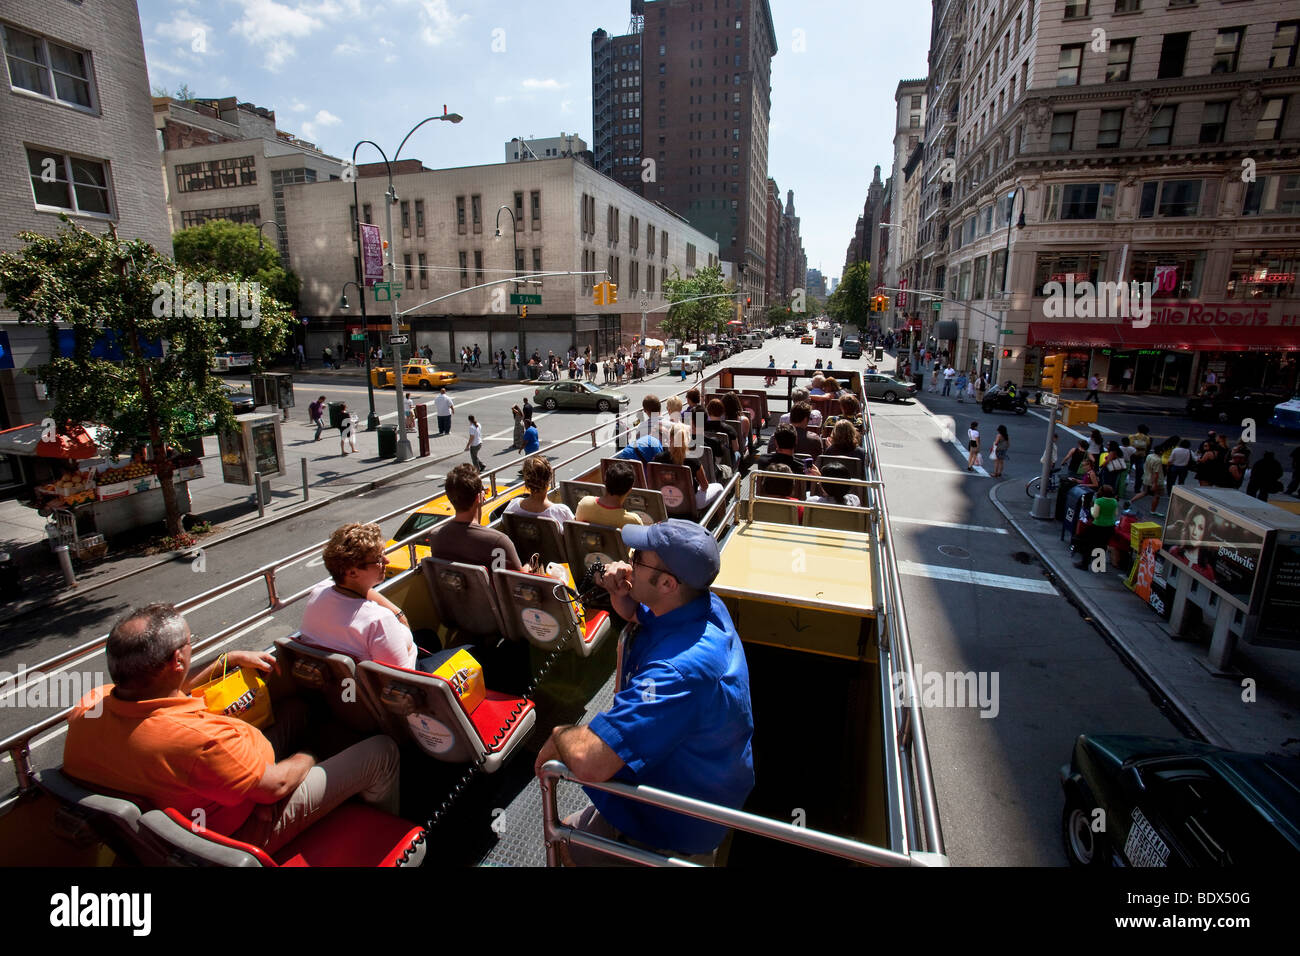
<box><xmin>510</xmin><ymin>293</ymin><xmax>542</xmax><ymax>306</ymax></box>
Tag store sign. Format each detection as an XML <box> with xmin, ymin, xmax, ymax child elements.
<box><xmin>1153</xmin><ymin>265</ymin><xmax>1179</xmax><ymax>294</ymax></box>
<box><xmin>1245</xmin><ymin>272</ymin><xmax>1296</xmax><ymax>284</ymax></box>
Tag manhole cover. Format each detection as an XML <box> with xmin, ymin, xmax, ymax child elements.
<box><xmin>1011</xmin><ymin>551</ymin><xmax>1034</xmax><ymax>564</ymax></box>
<box><xmin>938</xmin><ymin>545</ymin><xmax>970</xmax><ymax>559</ymax></box>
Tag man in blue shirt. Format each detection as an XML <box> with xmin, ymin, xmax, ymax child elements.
<box><xmin>522</xmin><ymin>418</ymin><xmax>540</xmax><ymax>454</ymax></box>
<box><xmin>534</xmin><ymin>520</ymin><xmax>754</xmax><ymax>864</ymax></box>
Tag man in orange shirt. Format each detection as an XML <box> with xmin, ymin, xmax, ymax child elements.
<box><xmin>64</xmin><ymin>604</ymin><xmax>400</xmax><ymax>854</ymax></box>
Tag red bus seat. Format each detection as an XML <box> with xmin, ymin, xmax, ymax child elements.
<box><xmin>646</xmin><ymin>462</ymin><xmax>702</xmax><ymax>520</ymax></box>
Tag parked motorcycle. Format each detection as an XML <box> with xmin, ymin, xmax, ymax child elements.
<box><xmin>982</xmin><ymin>382</ymin><xmax>1029</xmax><ymax>415</ymax></box>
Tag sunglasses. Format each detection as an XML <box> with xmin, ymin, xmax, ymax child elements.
<box><xmin>630</xmin><ymin>549</ymin><xmax>677</xmax><ymax>580</ymax></box>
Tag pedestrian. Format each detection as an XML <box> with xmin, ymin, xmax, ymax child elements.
<box><xmin>1166</xmin><ymin>439</ymin><xmax>1192</xmax><ymax>488</ymax></box>
<box><xmin>967</xmin><ymin>421</ymin><xmax>981</xmax><ymax>472</ymax></box>
<box><xmin>322</xmin><ymin>346</ymin><xmax>334</xmax><ymax>369</ymax></box>
<box><xmin>511</xmin><ymin>404</ymin><xmax>525</xmax><ymax>450</ymax></box>
<box><xmin>523</xmin><ymin>396</ymin><xmax>534</xmax><ymax>423</ymax></box>
<box><xmin>465</xmin><ymin>415</ymin><xmax>484</xmax><ymax>471</ymax></box>
<box><xmin>942</xmin><ymin>364</ymin><xmax>955</xmax><ymax>396</ymax></box>
<box><xmin>1086</xmin><ymin>373</ymin><xmax>1100</xmax><ymax>404</ymax></box>
<box><xmin>1131</xmin><ymin>451</ymin><xmax>1164</xmax><ymax>517</ymax></box>
<box><xmin>975</xmin><ymin>372</ymin><xmax>987</xmax><ymax>402</ymax></box>
<box><xmin>472</xmin><ymin>344</ymin><xmax>481</xmax><ymax>368</ymax></box>
<box><xmin>955</xmin><ymin>369</ymin><xmax>968</xmax><ymax>403</ymax></box>
<box><xmin>929</xmin><ymin>361</ymin><xmax>940</xmax><ymax>393</ymax></box>
<box><xmin>296</xmin><ymin>343</ymin><xmax>306</xmax><ymax>369</ymax></box>
<box><xmin>991</xmin><ymin>424</ymin><xmax>1009</xmax><ymax>477</ymax></box>
<box><xmin>1101</xmin><ymin>440</ymin><xmax>1128</xmax><ymax>498</ymax></box>
<box><xmin>1246</xmin><ymin>450</ymin><xmax>1284</xmax><ymax>501</ymax></box>
<box><xmin>339</xmin><ymin>402</ymin><xmax>358</xmax><ymax>455</ymax></box>
<box><xmin>522</xmin><ymin>417</ymin><xmax>540</xmax><ymax>455</ymax></box>
<box><xmin>309</xmin><ymin>394</ymin><xmax>326</xmax><ymax>441</ymax></box>
<box><xmin>434</xmin><ymin>387</ymin><xmax>454</xmax><ymax>436</ymax></box>
<box><xmin>1121</xmin><ymin>367</ymin><xmax>1133</xmax><ymax>392</ymax></box>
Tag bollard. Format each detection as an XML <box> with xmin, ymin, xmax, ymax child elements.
<box><xmin>54</xmin><ymin>544</ymin><xmax>77</xmax><ymax>588</ymax></box>
<box><xmin>301</xmin><ymin>458</ymin><xmax>309</xmax><ymax>501</ymax></box>
<box><xmin>256</xmin><ymin>476</ymin><xmax>266</xmax><ymax>518</ymax></box>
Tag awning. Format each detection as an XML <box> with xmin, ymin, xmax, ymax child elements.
<box><xmin>0</xmin><ymin>422</ymin><xmax>103</xmax><ymax>459</ymax></box>
<box><xmin>1027</xmin><ymin>322</ymin><xmax>1300</xmax><ymax>352</ymax></box>
<box><xmin>934</xmin><ymin>320</ymin><xmax>959</xmax><ymax>340</ymax></box>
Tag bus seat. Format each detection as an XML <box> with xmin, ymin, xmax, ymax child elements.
<box><xmin>141</xmin><ymin>803</ymin><xmax>427</xmax><ymax>867</ymax></box>
<box><xmin>751</xmin><ymin>500</ymin><xmax>801</xmax><ymax>525</ymax></box>
<box><xmin>357</xmin><ymin>660</ymin><xmax>535</xmax><ymax>772</ymax></box>
<box><xmin>600</xmin><ymin>456</ymin><xmax>647</xmax><ymax>489</ymax></box>
<box><xmin>35</xmin><ymin>768</ymin><xmax>170</xmax><ymax>866</ymax></box>
<box><xmin>646</xmin><ymin>462</ymin><xmax>702</xmax><ymax>520</ymax></box>
<box><xmin>736</xmin><ymin>394</ymin><xmax>764</xmax><ymax>432</ymax></box>
<box><xmin>274</xmin><ymin>636</ymin><xmax>385</xmax><ymax>734</ymax></box>
<box><xmin>493</xmin><ymin>568</ymin><xmax>612</xmax><ymax>658</ymax></box>
<box><xmin>563</xmin><ymin>520</ymin><xmax>627</xmax><ymax>574</ymax></box>
<box><xmin>693</xmin><ymin>445</ymin><xmax>719</xmax><ymax>486</ymax></box>
<box><xmin>804</xmin><ymin>504</ymin><xmax>870</xmax><ymax>533</ymax></box>
<box><xmin>817</xmin><ymin>454</ymin><xmax>866</xmax><ymax>482</ymax></box>
<box><xmin>559</xmin><ymin>479</ymin><xmax>604</xmax><ymax>513</ymax></box>
<box><xmin>623</xmin><ymin>487</ymin><xmax>668</xmax><ymax>524</ymax></box>
<box><xmin>501</xmin><ymin>511</ymin><xmax>568</xmax><ymax>567</ymax></box>
<box><xmin>420</xmin><ymin>557</ymin><xmax>508</xmax><ymax>640</ymax></box>
<box><xmin>739</xmin><ymin>389</ymin><xmax>769</xmax><ymax>423</ymax></box>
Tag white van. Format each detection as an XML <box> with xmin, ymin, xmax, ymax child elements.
<box><xmin>814</xmin><ymin>327</ymin><xmax>834</xmax><ymax>348</ymax></box>
<box><xmin>743</xmin><ymin>332</ymin><xmax>764</xmax><ymax>349</ymax></box>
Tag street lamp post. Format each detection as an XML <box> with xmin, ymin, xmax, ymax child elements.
<box><xmin>995</xmin><ymin>185</ymin><xmax>1027</xmax><ymax>386</ymax></box>
<box><xmin>339</xmin><ymin>281</ymin><xmax>377</xmax><ymax>429</ymax></box>
<box><xmin>351</xmin><ymin>109</ymin><xmax>462</xmax><ymax>460</ymax></box>
<box><xmin>495</xmin><ymin>205</ymin><xmax>521</xmax><ymax>342</ymax></box>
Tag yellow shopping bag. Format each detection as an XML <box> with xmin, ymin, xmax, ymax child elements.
<box><xmin>192</xmin><ymin>660</ymin><xmax>275</xmax><ymax>729</ymax></box>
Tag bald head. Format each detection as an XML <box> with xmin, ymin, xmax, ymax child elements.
<box><xmin>106</xmin><ymin>604</ymin><xmax>189</xmax><ymax>691</ymax></box>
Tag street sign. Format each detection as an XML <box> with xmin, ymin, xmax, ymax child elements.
<box><xmin>1040</xmin><ymin>392</ymin><xmax>1060</xmax><ymax>407</ymax></box>
<box><xmin>999</xmin><ymin>329</ymin><xmax>1015</xmax><ymax>335</ymax></box>
<box><xmin>373</xmin><ymin>282</ymin><xmax>401</xmax><ymax>302</ymax></box>
<box><xmin>932</xmin><ymin>301</ymin><xmax>942</xmax><ymax>311</ymax></box>
<box><xmin>388</xmin><ymin>334</ymin><xmax>410</xmax><ymax>345</ymax></box>
<box><xmin>350</xmin><ymin>333</ymin><xmax>365</xmax><ymax>341</ymax></box>
<box><xmin>510</xmin><ymin>293</ymin><xmax>542</xmax><ymax>306</ymax></box>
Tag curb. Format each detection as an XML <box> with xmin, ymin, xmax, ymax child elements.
<box><xmin>986</xmin><ymin>478</ymin><xmax>1224</xmax><ymax>748</ymax></box>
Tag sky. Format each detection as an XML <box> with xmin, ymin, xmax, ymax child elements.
<box><xmin>139</xmin><ymin>0</ymin><xmax>932</xmax><ymax>285</ymax></box>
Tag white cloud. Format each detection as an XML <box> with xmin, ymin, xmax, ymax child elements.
<box><xmin>228</xmin><ymin>0</ymin><xmax>357</xmax><ymax>70</ymax></box>
<box><xmin>522</xmin><ymin>78</ymin><xmax>567</xmax><ymax>91</ymax></box>
<box><xmin>560</xmin><ymin>100</ymin><xmax>573</xmax><ymax>114</ymax></box>
<box><xmin>290</xmin><ymin>99</ymin><xmax>308</xmax><ymax>112</ymax></box>
<box><xmin>149</xmin><ymin>58</ymin><xmax>188</xmax><ymax>77</ymax></box>
<box><xmin>301</xmin><ymin>108</ymin><xmax>342</xmax><ymax>140</ymax></box>
<box><xmin>416</xmin><ymin>0</ymin><xmax>469</xmax><ymax>46</ymax></box>
<box><xmin>153</xmin><ymin>13</ymin><xmax>211</xmax><ymax>45</ymax></box>
<box><xmin>334</xmin><ymin>41</ymin><xmax>363</xmax><ymax>55</ymax></box>
<box><xmin>494</xmin><ymin>95</ymin><xmax>513</xmax><ymax>105</ymax></box>
<box><xmin>379</xmin><ymin>37</ymin><xmax>395</xmax><ymax>47</ymax></box>
<box><xmin>262</xmin><ymin>39</ymin><xmax>296</xmax><ymax>72</ymax></box>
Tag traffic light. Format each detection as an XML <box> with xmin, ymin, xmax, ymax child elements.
<box><xmin>608</xmin><ymin>283</ymin><xmax>618</xmax><ymax>304</ymax></box>
<box><xmin>593</xmin><ymin>282</ymin><xmax>606</xmax><ymax>305</ymax></box>
<box><xmin>1001</xmin><ymin>348</ymin><xmax>1012</xmax><ymax>359</ymax></box>
<box><xmin>1041</xmin><ymin>353</ymin><xmax>1065</xmax><ymax>393</ymax></box>
<box><xmin>745</xmin><ymin>296</ymin><xmax>752</xmax><ymax>307</ymax></box>
<box><xmin>521</xmin><ymin>305</ymin><xmax>527</xmax><ymax>318</ymax></box>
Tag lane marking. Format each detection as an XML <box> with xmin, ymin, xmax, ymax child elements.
<box><xmin>898</xmin><ymin>560</ymin><xmax>1059</xmax><ymax>595</ymax></box>
<box><xmin>881</xmin><ymin>462</ymin><xmax>988</xmax><ymax>477</ymax></box>
<box><xmin>912</xmin><ymin>404</ymin><xmax>991</xmax><ymax>477</ymax></box>
<box><xmin>891</xmin><ymin>516</ymin><xmax>1009</xmax><ymax>534</ymax></box>
<box><xmin>1027</xmin><ymin>409</ymin><xmax>1086</xmax><ymax>441</ymax></box>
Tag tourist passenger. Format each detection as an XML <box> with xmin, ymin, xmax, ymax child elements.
<box><xmin>704</xmin><ymin>399</ymin><xmax>741</xmax><ymax>468</ymax></box>
<box><xmin>780</xmin><ymin>389</ymin><xmax>823</xmax><ymax>428</ymax></box>
<box><xmin>721</xmin><ymin>393</ymin><xmax>752</xmax><ymax>454</ymax></box>
<box><xmin>756</xmin><ymin>425</ymin><xmax>812</xmax><ymax>476</ymax></box>
<box><xmin>534</xmin><ymin>519</ymin><xmax>753</xmax><ymax>865</ymax></box>
<box><xmin>64</xmin><ymin>604</ymin><xmax>400</xmax><ymax>853</ymax></box>
<box><xmin>505</xmin><ymin>456</ymin><xmax>574</xmax><ymax>525</ymax></box>
<box><xmin>576</xmin><ymin>461</ymin><xmax>645</xmax><ymax>531</ymax></box>
<box><xmin>808</xmin><ymin>460</ymin><xmax>860</xmax><ymax>507</ymax></box>
<box><xmin>823</xmin><ymin>420</ymin><xmax>866</xmax><ymax>471</ymax></box>
<box><xmin>654</xmin><ymin>421</ymin><xmax>723</xmax><ymax>510</ymax></box>
<box><xmin>784</xmin><ymin>402</ymin><xmax>824</xmax><ymax>459</ymax></box>
<box><xmin>427</xmin><ymin>463</ymin><xmax>524</xmax><ymax>572</ymax></box>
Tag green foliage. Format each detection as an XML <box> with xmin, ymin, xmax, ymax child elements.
<box><xmin>173</xmin><ymin>219</ymin><xmax>299</xmax><ymax>369</ymax></box>
<box><xmin>828</xmin><ymin>260</ymin><xmax>872</xmax><ymax>326</ymax></box>
<box><xmin>659</xmin><ymin>265</ymin><xmax>735</xmax><ymax>342</ymax></box>
<box><xmin>0</xmin><ymin>218</ymin><xmax>292</xmax><ymax>534</ymax></box>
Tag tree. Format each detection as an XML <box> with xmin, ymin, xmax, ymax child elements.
<box><xmin>172</xmin><ymin>219</ymin><xmax>300</xmax><ymax>370</ymax></box>
<box><xmin>660</xmin><ymin>265</ymin><xmax>735</xmax><ymax>343</ymax></box>
<box><xmin>828</xmin><ymin>260</ymin><xmax>872</xmax><ymax>329</ymax></box>
<box><xmin>0</xmin><ymin>218</ymin><xmax>293</xmax><ymax>536</ymax></box>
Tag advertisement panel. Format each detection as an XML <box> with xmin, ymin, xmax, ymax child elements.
<box><xmin>1258</xmin><ymin>539</ymin><xmax>1300</xmax><ymax>643</ymax></box>
<box><xmin>359</xmin><ymin>223</ymin><xmax>384</xmax><ymax>287</ymax></box>
<box><xmin>1162</xmin><ymin>492</ymin><xmax>1265</xmax><ymax>606</ymax></box>
<box><xmin>217</xmin><ymin>428</ymin><xmax>250</xmax><ymax>485</ymax></box>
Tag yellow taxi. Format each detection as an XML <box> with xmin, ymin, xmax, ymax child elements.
<box><xmin>800</xmin><ymin>333</ymin><xmax>814</xmax><ymax>345</ymax></box>
<box><xmin>383</xmin><ymin>481</ymin><xmax>530</xmax><ymax>577</ymax></box>
<box><xmin>371</xmin><ymin>361</ymin><xmax>459</xmax><ymax>390</ymax></box>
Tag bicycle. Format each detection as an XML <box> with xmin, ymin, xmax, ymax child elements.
<box><xmin>1026</xmin><ymin>467</ymin><xmax>1063</xmax><ymax>498</ymax></box>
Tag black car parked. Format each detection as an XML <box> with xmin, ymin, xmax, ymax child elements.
<box><xmin>1186</xmin><ymin>389</ymin><xmax>1288</xmax><ymax>425</ymax></box>
<box><xmin>1061</xmin><ymin>733</ymin><xmax>1300</xmax><ymax>867</ymax></box>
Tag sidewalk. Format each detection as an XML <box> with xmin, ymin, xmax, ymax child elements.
<box><xmin>989</xmin><ymin>479</ymin><xmax>1300</xmax><ymax>756</ymax></box>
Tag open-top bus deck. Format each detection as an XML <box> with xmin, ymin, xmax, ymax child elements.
<box><xmin>0</xmin><ymin>365</ymin><xmax>944</xmax><ymax>868</ymax></box>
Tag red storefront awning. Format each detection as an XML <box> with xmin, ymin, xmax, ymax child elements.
<box><xmin>1027</xmin><ymin>322</ymin><xmax>1300</xmax><ymax>352</ymax></box>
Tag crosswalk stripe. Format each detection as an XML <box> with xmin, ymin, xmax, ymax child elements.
<box><xmin>891</xmin><ymin>516</ymin><xmax>1009</xmax><ymax>534</ymax></box>
<box><xmin>898</xmin><ymin>560</ymin><xmax>1059</xmax><ymax>595</ymax></box>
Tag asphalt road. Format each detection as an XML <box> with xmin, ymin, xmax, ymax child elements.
<box><xmin>0</xmin><ymin>336</ymin><xmax>1213</xmax><ymax>867</ymax></box>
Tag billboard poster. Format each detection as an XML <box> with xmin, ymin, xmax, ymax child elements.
<box><xmin>251</xmin><ymin>420</ymin><xmax>280</xmax><ymax>476</ymax></box>
<box><xmin>217</xmin><ymin>429</ymin><xmax>249</xmax><ymax>485</ymax></box>
<box><xmin>359</xmin><ymin>222</ymin><xmax>384</xmax><ymax>287</ymax></box>
<box><xmin>1258</xmin><ymin>540</ymin><xmax>1300</xmax><ymax>644</ymax></box>
<box><xmin>1162</xmin><ymin>494</ymin><xmax>1265</xmax><ymax>606</ymax></box>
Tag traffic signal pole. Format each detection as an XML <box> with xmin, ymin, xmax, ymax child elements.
<box><xmin>1030</xmin><ymin>354</ymin><xmax>1064</xmax><ymax>519</ymax></box>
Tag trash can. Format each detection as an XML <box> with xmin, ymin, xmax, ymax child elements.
<box><xmin>377</xmin><ymin>425</ymin><xmax>397</xmax><ymax>459</ymax></box>
<box><xmin>1055</xmin><ymin>476</ymin><xmax>1078</xmax><ymax>523</ymax></box>
<box><xmin>527</xmin><ymin>365</ymin><xmax>539</xmax><ymax>381</ymax></box>
<box><xmin>0</xmin><ymin>551</ymin><xmax>22</xmax><ymax>601</ymax></box>
<box><xmin>1063</xmin><ymin>484</ymin><xmax>1093</xmax><ymax>543</ymax></box>
<box><xmin>913</xmin><ymin>373</ymin><xmax>924</xmax><ymax>390</ymax></box>
<box><xmin>329</xmin><ymin>401</ymin><xmax>346</xmax><ymax>430</ymax></box>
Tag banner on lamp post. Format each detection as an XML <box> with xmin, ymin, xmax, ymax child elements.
<box><xmin>359</xmin><ymin>223</ymin><xmax>384</xmax><ymax>288</ymax></box>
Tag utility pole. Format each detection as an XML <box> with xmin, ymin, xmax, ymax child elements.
<box><xmin>383</xmin><ymin>184</ymin><xmax>412</xmax><ymax>461</ymax></box>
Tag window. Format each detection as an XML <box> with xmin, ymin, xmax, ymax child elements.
<box><xmin>1139</xmin><ymin>179</ymin><xmax>1202</xmax><ymax>218</ymax></box>
<box><xmin>1271</xmin><ymin>22</ymin><xmax>1299</xmax><ymax>69</ymax></box>
<box><xmin>1147</xmin><ymin>105</ymin><xmax>1176</xmax><ymax>147</ymax></box>
<box><xmin>418</xmin><ymin>253</ymin><xmax>428</xmax><ymax>289</ymax></box>
<box><xmin>990</xmin><ymin>250</ymin><xmax>1007</xmax><ymax>291</ymax></box>
<box><xmin>1158</xmin><ymin>33</ymin><xmax>1189</xmax><ymax>79</ymax></box>
<box><xmin>1057</xmin><ymin>45</ymin><xmax>1083</xmax><ymax>86</ymax></box>
<box><xmin>1114</xmin><ymin>0</ymin><xmax>1140</xmax><ymax>11</ymax></box>
<box><xmin>1226</xmin><ymin>248</ymin><xmax>1300</xmax><ymax>299</ymax></box>
<box><xmin>972</xmin><ymin>257</ymin><xmax>989</xmax><ymax>299</ymax></box>
<box><xmin>1098</xmin><ymin>109</ymin><xmax>1124</xmax><ymax>148</ymax></box>
<box><xmin>456</xmin><ymin>195</ymin><xmax>466</xmax><ymax>233</ymax></box>
<box><xmin>415</xmin><ymin>199</ymin><xmax>425</xmax><ymax>235</ymax></box>
<box><xmin>686</xmin><ymin>243</ymin><xmax>697</xmax><ymax>268</ymax></box>
<box><xmin>1033</xmin><ymin>252</ymin><xmax>1110</xmax><ymax>291</ymax></box>
<box><xmin>1129</xmin><ymin>250</ymin><xmax>1205</xmax><ymax>298</ymax></box>
<box><xmin>180</xmin><ymin>205</ymin><xmax>260</xmax><ymax>228</ymax></box>
<box><xmin>1243</xmin><ymin>174</ymin><xmax>1300</xmax><ymax>216</ymax></box>
<box><xmin>530</xmin><ymin>190</ymin><xmax>541</xmax><ymax>229</ymax></box>
<box><xmin>458</xmin><ymin>251</ymin><xmax>468</xmax><ymax>287</ymax></box>
<box><xmin>958</xmin><ymin>261</ymin><xmax>972</xmax><ymax>300</ymax></box>
<box><xmin>911</xmin><ymin>94</ymin><xmax>923</xmax><ymax>109</ymax></box>
<box><xmin>2</xmin><ymin>25</ymin><xmax>94</xmax><ymax>109</ymax></box>
<box><xmin>630</xmin><ymin>260</ymin><xmax>639</xmax><ymax>294</ymax></box>
<box><xmin>1211</xmin><ymin>28</ymin><xmax>1244</xmax><ymax>74</ymax></box>
<box><xmin>27</xmin><ymin>147</ymin><xmax>110</xmax><ymax>214</ymax></box>
<box><xmin>1050</xmin><ymin>112</ymin><xmax>1076</xmax><ymax>151</ymax></box>
<box><xmin>404</xmin><ymin>254</ymin><xmax>413</xmax><ymax>288</ymax></box>
<box><xmin>1256</xmin><ymin>97</ymin><xmax>1287</xmax><ymax>140</ymax></box>
<box><xmin>175</xmin><ymin>156</ymin><xmax>257</xmax><ymax>192</ymax></box>
<box><xmin>648</xmin><ymin>222</ymin><xmax>656</xmax><ymax>255</ymax></box>
<box><xmin>363</xmin><ymin>203</ymin><xmax>372</xmax><ymax>224</ymax></box>
<box><xmin>471</xmin><ymin>194</ymin><xmax>482</xmax><ymax>232</ymax></box>
<box><xmin>1064</xmin><ymin>0</ymin><xmax>1089</xmax><ymax>18</ymax></box>
<box><xmin>661</xmin><ymin>229</ymin><xmax>668</xmax><ymax>259</ymax></box>
<box><xmin>401</xmin><ymin>200</ymin><xmax>410</xmax><ymax>235</ymax></box>
<box><xmin>532</xmin><ymin>248</ymin><xmax>542</xmax><ymax>286</ymax></box>
<box><xmin>910</xmin><ymin>113</ymin><xmax>921</xmax><ymax>128</ymax></box>
<box><xmin>473</xmin><ymin>250</ymin><xmax>484</xmax><ymax>283</ymax></box>
<box><xmin>1043</xmin><ymin>183</ymin><xmax>1117</xmax><ymax>221</ymax></box>
<box><xmin>1106</xmin><ymin>39</ymin><xmax>1134</xmax><ymax>82</ymax></box>
<box><xmin>1199</xmin><ymin>102</ymin><xmax>1229</xmax><ymax>144</ymax></box>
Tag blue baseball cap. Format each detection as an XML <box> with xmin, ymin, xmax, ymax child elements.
<box><xmin>621</xmin><ymin>519</ymin><xmax>721</xmax><ymax>590</ymax></box>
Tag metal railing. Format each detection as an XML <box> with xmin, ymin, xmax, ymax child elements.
<box><xmin>0</xmin><ymin>367</ymin><xmax>734</xmax><ymax>796</ymax></box>
<box><xmin>539</xmin><ymin>761</ymin><xmax>937</xmax><ymax>867</ymax></box>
